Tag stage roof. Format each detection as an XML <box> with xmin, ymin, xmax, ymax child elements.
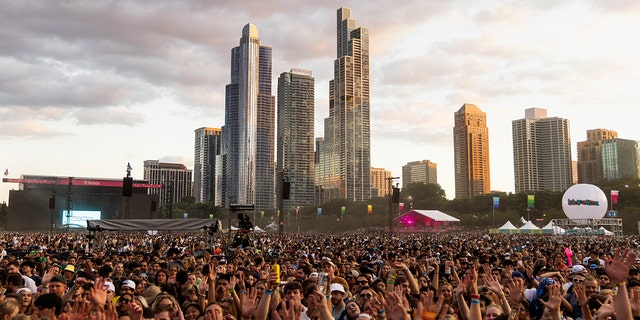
<box><xmin>87</xmin><ymin>219</ymin><xmax>215</xmax><ymax>231</ymax></box>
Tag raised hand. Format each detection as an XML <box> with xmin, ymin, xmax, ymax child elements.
<box><xmin>506</xmin><ymin>277</ymin><xmax>525</xmax><ymax>306</ymax></box>
<box><xmin>606</xmin><ymin>248</ymin><xmax>636</xmax><ymax>284</ymax></box>
<box><xmin>539</xmin><ymin>283</ymin><xmax>562</xmax><ymax>313</ymax></box>
<box><xmin>91</xmin><ymin>278</ymin><xmax>108</xmax><ymax>309</ymax></box>
<box><xmin>241</xmin><ymin>287</ymin><xmax>258</xmax><ymax>318</ymax></box>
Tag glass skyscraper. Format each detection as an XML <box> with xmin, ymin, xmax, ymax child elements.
<box><xmin>277</xmin><ymin>69</ymin><xmax>315</xmax><ymax>209</ymax></box>
<box><xmin>221</xmin><ymin>24</ymin><xmax>275</xmax><ymax>212</ymax></box>
<box><xmin>194</xmin><ymin>127</ymin><xmax>221</xmax><ymax>204</ymax></box>
<box><xmin>317</xmin><ymin>7</ymin><xmax>371</xmax><ymax>202</ymax></box>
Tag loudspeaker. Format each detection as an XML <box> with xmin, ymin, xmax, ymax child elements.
<box><xmin>122</xmin><ymin>177</ymin><xmax>133</xmax><ymax>197</ymax></box>
<box><xmin>49</xmin><ymin>196</ymin><xmax>55</xmax><ymax>210</ymax></box>
<box><xmin>392</xmin><ymin>187</ymin><xmax>400</xmax><ymax>203</ymax></box>
<box><xmin>282</xmin><ymin>181</ymin><xmax>290</xmax><ymax>199</ymax></box>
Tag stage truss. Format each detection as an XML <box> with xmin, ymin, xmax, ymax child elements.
<box><xmin>552</xmin><ymin>218</ymin><xmax>623</xmax><ymax>236</ymax></box>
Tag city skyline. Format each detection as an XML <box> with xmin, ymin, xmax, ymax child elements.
<box><xmin>2</xmin><ymin>1</ymin><xmax>640</xmax><ymax>203</ymax></box>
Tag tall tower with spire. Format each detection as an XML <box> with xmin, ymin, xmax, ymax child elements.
<box><xmin>221</xmin><ymin>24</ymin><xmax>275</xmax><ymax>211</ymax></box>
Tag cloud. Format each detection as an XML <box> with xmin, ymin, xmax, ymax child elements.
<box><xmin>73</xmin><ymin>108</ymin><xmax>145</xmax><ymax>126</ymax></box>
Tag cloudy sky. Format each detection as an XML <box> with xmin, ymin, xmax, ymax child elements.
<box><xmin>1</xmin><ymin>0</ymin><xmax>639</xmax><ymax>203</ymax></box>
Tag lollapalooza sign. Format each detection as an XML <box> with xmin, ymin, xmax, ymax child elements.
<box><xmin>562</xmin><ymin>184</ymin><xmax>607</xmax><ymax>220</ymax></box>
<box><xmin>566</xmin><ymin>199</ymin><xmax>600</xmax><ymax>206</ymax></box>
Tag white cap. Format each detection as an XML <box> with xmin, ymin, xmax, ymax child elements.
<box><xmin>572</xmin><ymin>265</ymin><xmax>586</xmax><ymax>273</ymax></box>
<box><xmin>122</xmin><ymin>280</ymin><xmax>136</xmax><ymax>290</ymax></box>
<box><xmin>330</xmin><ymin>283</ymin><xmax>345</xmax><ymax>293</ymax></box>
<box><xmin>104</xmin><ymin>281</ymin><xmax>116</xmax><ymax>293</ymax></box>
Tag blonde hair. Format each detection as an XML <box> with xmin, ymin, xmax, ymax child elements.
<box><xmin>0</xmin><ymin>299</ymin><xmax>20</xmax><ymax>320</ymax></box>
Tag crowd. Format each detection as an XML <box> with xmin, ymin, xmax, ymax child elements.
<box><xmin>0</xmin><ymin>231</ymin><xmax>638</xmax><ymax>320</ymax></box>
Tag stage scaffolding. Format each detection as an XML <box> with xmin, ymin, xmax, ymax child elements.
<box><xmin>552</xmin><ymin>218</ymin><xmax>623</xmax><ymax>236</ymax></box>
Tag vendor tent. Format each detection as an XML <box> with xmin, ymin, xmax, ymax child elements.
<box><xmin>394</xmin><ymin>210</ymin><xmax>460</xmax><ymax>231</ymax></box>
<box><xmin>541</xmin><ymin>221</ymin><xmax>565</xmax><ymax>235</ymax></box>
<box><xmin>497</xmin><ymin>221</ymin><xmax>518</xmax><ymax>233</ymax></box>
<box><xmin>519</xmin><ymin>220</ymin><xmax>541</xmax><ymax>234</ymax></box>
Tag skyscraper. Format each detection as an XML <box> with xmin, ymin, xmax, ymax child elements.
<box><xmin>453</xmin><ymin>104</ymin><xmax>490</xmax><ymax>199</ymax></box>
<box><xmin>194</xmin><ymin>127</ymin><xmax>221</xmax><ymax>204</ymax></box>
<box><xmin>370</xmin><ymin>167</ymin><xmax>391</xmax><ymax>197</ymax></box>
<box><xmin>317</xmin><ymin>7</ymin><xmax>370</xmax><ymax>202</ymax></box>
<box><xmin>577</xmin><ymin>129</ymin><xmax>618</xmax><ymax>184</ymax></box>
<box><xmin>512</xmin><ymin>108</ymin><xmax>572</xmax><ymax>193</ymax></box>
<box><xmin>277</xmin><ymin>69</ymin><xmax>315</xmax><ymax>209</ymax></box>
<box><xmin>143</xmin><ymin>160</ymin><xmax>192</xmax><ymax>207</ymax></box>
<box><xmin>221</xmin><ymin>24</ymin><xmax>275</xmax><ymax>211</ymax></box>
<box><xmin>602</xmin><ymin>138</ymin><xmax>640</xmax><ymax>181</ymax></box>
<box><xmin>402</xmin><ymin>160</ymin><xmax>438</xmax><ymax>188</ymax></box>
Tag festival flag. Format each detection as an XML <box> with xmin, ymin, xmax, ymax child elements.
<box><xmin>611</xmin><ymin>190</ymin><xmax>619</xmax><ymax>205</ymax></box>
<box><xmin>209</xmin><ymin>214</ymin><xmax>213</xmax><ymax>219</ymax></box>
<box><xmin>340</xmin><ymin>206</ymin><xmax>346</xmax><ymax>216</ymax></box>
<box><xmin>367</xmin><ymin>205</ymin><xmax>372</xmax><ymax>214</ymax></box>
<box><xmin>277</xmin><ymin>210</ymin><xmax>280</xmax><ymax>217</ymax></box>
<box><xmin>260</xmin><ymin>211</ymin><xmax>265</xmax><ymax>218</ymax></box>
<box><xmin>399</xmin><ymin>202</ymin><xmax>404</xmax><ymax>212</ymax></box>
<box><xmin>317</xmin><ymin>208</ymin><xmax>322</xmax><ymax>216</ymax></box>
<box><xmin>493</xmin><ymin>197</ymin><xmax>500</xmax><ymax>209</ymax></box>
<box><xmin>527</xmin><ymin>195</ymin><xmax>535</xmax><ymax>209</ymax></box>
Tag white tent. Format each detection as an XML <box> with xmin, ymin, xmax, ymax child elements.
<box><xmin>541</xmin><ymin>221</ymin><xmax>565</xmax><ymax>235</ymax></box>
<box><xmin>498</xmin><ymin>221</ymin><xmax>518</xmax><ymax>230</ymax></box>
<box><xmin>519</xmin><ymin>220</ymin><xmax>541</xmax><ymax>233</ymax></box>
<box><xmin>265</xmin><ymin>221</ymin><xmax>278</xmax><ymax>231</ymax></box>
<box><xmin>599</xmin><ymin>227</ymin><xmax>614</xmax><ymax>236</ymax></box>
<box><xmin>496</xmin><ymin>220</ymin><xmax>518</xmax><ymax>234</ymax></box>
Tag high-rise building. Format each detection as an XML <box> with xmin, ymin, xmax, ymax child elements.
<box><xmin>602</xmin><ymin>138</ymin><xmax>640</xmax><ymax>181</ymax></box>
<box><xmin>453</xmin><ymin>104</ymin><xmax>490</xmax><ymax>198</ymax></box>
<box><xmin>512</xmin><ymin>108</ymin><xmax>572</xmax><ymax>193</ymax></box>
<box><xmin>577</xmin><ymin>129</ymin><xmax>618</xmax><ymax>184</ymax></box>
<box><xmin>370</xmin><ymin>167</ymin><xmax>391</xmax><ymax>197</ymax></box>
<box><xmin>277</xmin><ymin>69</ymin><xmax>315</xmax><ymax>209</ymax></box>
<box><xmin>317</xmin><ymin>7</ymin><xmax>370</xmax><ymax>202</ymax></box>
<box><xmin>221</xmin><ymin>24</ymin><xmax>275</xmax><ymax>212</ymax></box>
<box><xmin>143</xmin><ymin>160</ymin><xmax>192</xmax><ymax>207</ymax></box>
<box><xmin>194</xmin><ymin>127</ymin><xmax>221</xmax><ymax>204</ymax></box>
<box><xmin>402</xmin><ymin>160</ymin><xmax>437</xmax><ymax>188</ymax></box>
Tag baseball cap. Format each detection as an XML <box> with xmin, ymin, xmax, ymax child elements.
<box><xmin>309</xmin><ymin>272</ymin><xmax>319</xmax><ymax>278</ymax></box>
<box><xmin>51</xmin><ymin>275</ymin><xmax>67</xmax><ymax>286</ymax></box>
<box><xmin>122</xmin><ymin>280</ymin><xmax>136</xmax><ymax>290</ymax></box>
<box><xmin>104</xmin><ymin>281</ymin><xmax>116</xmax><ymax>293</ymax></box>
<box><xmin>572</xmin><ymin>265</ymin><xmax>586</xmax><ymax>273</ymax></box>
<box><xmin>330</xmin><ymin>283</ymin><xmax>345</xmax><ymax>293</ymax></box>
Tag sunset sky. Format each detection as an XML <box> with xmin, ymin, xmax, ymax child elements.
<box><xmin>1</xmin><ymin>0</ymin><xmax>639</xmax><ymax>203</ymax></box>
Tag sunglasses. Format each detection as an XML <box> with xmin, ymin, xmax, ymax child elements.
<box><xmin>573</xmin><ymin>279</ymin><xmax>585</xmax><ymax>283</ymax></box>
<box><xmin>360</xmin><ymin>293</ymin><xmax>372</xmax><ymax>298</ymax></box>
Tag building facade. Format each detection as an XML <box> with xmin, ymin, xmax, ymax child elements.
<box><xmin>143</xmin><ymin>160</ymin><xmax>192</xmax><ymax>207</ymax></box>
<box><xmin>370</xmin><ymin>167</ymin><xmax>391</xmax><ymax>197</ymax></box>
<box><xmin>602</xmin><ymin>138</ymin><xmax>640</xmax><ymax>181</ymax></box>
<box><xmin>277</xmin><ymin>69</ymin><xmax>315</xmax><ymax>209</ymax></box>
<box><xmin>512</xmin><ymin>108</ymin><xmax>572</xmax><ymax>193</ymax></box>
<box><xmin>577</xmin><ymin>129</ymin><xmax>618</xmax><ymax>184</ymax></box>
<box><xmin>221</xmin><ymin>24</ymin><xmax>275</xmax><ymax>212</ymax></box>
<box><xmin>402</xmin><ymin>160</ymin><xmax>437</xmax><ymax>188</ymax></box>
<box><xmin>317</xmin><ymin>7</ymin><xmax>371</xmax><ymax>202</ymax></box>
<box><xmin>453</xmin><ymin>104</ymin><xmax>490</xmax><ymax>198</ymax></box>
<box><xmin>194</xmin><ymin>127</ymin><xmax>221</xmax><ymax>204</ymax></box>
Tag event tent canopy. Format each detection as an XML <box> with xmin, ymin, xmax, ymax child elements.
<box><xmin>394</xmin><ymin>210</ymin><xmax>460</xmax><ymax>229</ymax></box>
<box><xmin>87</xmin><ymin>219</ymin><xmax>216</xmax><ymax>231</ymax></box>
<box><xmin>498</xmin><ymin>221</ymin><xmax>518</xmax><ymax>231</ymax></box>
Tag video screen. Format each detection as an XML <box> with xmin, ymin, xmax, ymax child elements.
<box><xmin>61</xmin><ymin>210</ymin><xmax>101</xmax><ymax>226</ymax></box>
